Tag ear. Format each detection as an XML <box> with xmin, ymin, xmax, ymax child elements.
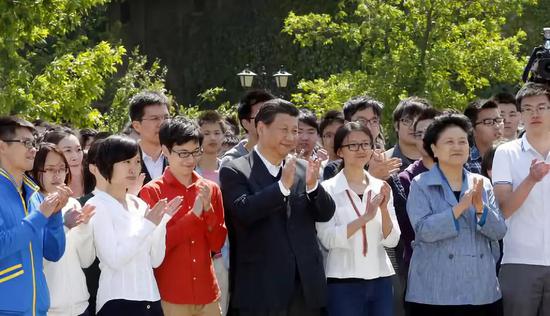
<box><xmin>131</xmin><ymin>121</ymin><xmax>142</xmax><ymax>135</ymax></box>
<box><xmin>394</xmin><ymin>121</ymin><xmax>399</xmax><ymax>133</ymax></box>
<box><xmin>430</xmin><ymin>144</ymin><xmax>438</xmax><ymax>158</ymax></box>
<box><xmin>161</xmin><ymin>145</ymin><xmax>170</xmax><ymax>157</ymax></box>
<box><xmin>256</xmin><ymin>121</ymin><xmax>265</xmax><ymax>137</ymax></box>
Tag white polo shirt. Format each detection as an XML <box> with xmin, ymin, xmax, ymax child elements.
<box><xmin>492</xmin><ymin>134</ymin><xmax>550</xmax><ymax>266</ymax></box>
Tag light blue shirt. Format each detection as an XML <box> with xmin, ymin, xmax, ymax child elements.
<box><xmin>405</xmin><ymin>165</ymin><xmax>507</xmax><ymax>305</ymax></box>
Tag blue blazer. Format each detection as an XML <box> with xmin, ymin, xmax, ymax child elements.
<box><xmin>405</xmin><ymin>165</ymin><xmax>506</xmax><ymax>305</ymax></box>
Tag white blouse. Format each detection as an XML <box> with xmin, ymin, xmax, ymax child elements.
<box><xmin>88</xmin><ymin>190</ymin><xmax>170</xmax><ymax>313</ymax></box>
<box><xmin>44</xmin><ymin>197</ymin><xmax>95</xmax><ymax>316</ymax></box>
<box><xmin>317</xmin><ymin>170</ymin><xmax>400</xmax><ymax>280</ymax></box>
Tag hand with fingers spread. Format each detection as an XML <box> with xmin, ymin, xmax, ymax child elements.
<box><xmin>146</xmin><ymin>196</ymin><xmax>183</xmax><ymax>225</ymax></box>
<box><xmin>527</xmin><ymin>159</ymin><xmax>550</xmax><ymax>183</ymax></box>
<box><xmin>281</xmin><ymin>154</ymin><xmax>297</xmax><ymax>191</ymax></box>
<box><xmin>76</xmin><ymin>204</ymin><xmax>96</xmax><ymax>225</ymax></box>
<box><xmin>64</xmin><ymin>205</ymin><xmax>81</xmax><ymax>229</ymax></box>
<box><xmin>368</xmin><ymin>150</ymin><xmax>402</xmax><ymax>180</ymax></box>
<box><xmin>316</xmin><ymin>148</ymin><xmax>329</xmax><ymax>162</ymax></box>
<box><xmin>306</xmin><ymin>156</ymin><xmax>321</xmax><ymax>191</ymax></box>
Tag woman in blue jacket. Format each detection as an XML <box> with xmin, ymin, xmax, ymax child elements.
<box><xmin>405</xmin><ymin>114</ymin><xmax>507</xmax><ymax>315</ymax></box>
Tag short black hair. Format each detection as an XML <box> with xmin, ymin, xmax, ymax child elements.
<box><xmin>516</xmin><ymin>82</ymin><xmax>550</xmax><ymax>110</ymax></box>
<box><xmin>95</xmin><ymin>135</ymin><xmax>140</xmax><ymax>182</ymax></box>
<box><xmin>491</xmin><ymin>92</ymin><xmax>519</xmax><ymax>111</ymax></box>
<box><xmin>82</xmin><ymin>134</ymin><xmax>110</xmax><ymax>195</ymax></box>
<box><xmin>333</xmin><ymin>122</ymin><xmax>374</xmax><ymax>170</ymax></box>
<box><xmin>41</xmin><ymin>127</ymin><xmax>78</xmax><ymax>145</ymax></box>
<box><xmin>197</xmin><ymin>110</ymin><xmax>227</xmax><ymax>133</ymax></box>
<box><xmin>0</xmin><ymin>116</ymin><xmax>35</xmax><ymax>140</ymax></box>
<box><xmin>255</xmin><ymin>99</ymin><xmax>299</xmax><ymax>127</ymax></box>
<box><xmin>342</xmin><ymin>95</ymin><xmax>383</xmax><ymax>121</ymax></box>
<box><xmin>423</xmin><ymin>114</ymin><xmax>473</xmax><ymax>162</ymax></box>
<box><xmin>298</xmin><ymin>108</ymin><xmax>319</xmax><ymax>134</ymax></box>
<box><xmin>319</xmin><ymin>110</ymin><xmax>345</xmax><ymax>136</ymax></box>
<box><xmin>79</xmin><ymin>128</ymin><xmax>98</xmax><ymax>148</ymax></box>
<box><xmin>463</xmin><ymin>99</ymin><xmax>499</xmax><ymax>126</ymax></box>
<box><xmin>413</xmin><ymin>107</ymin><xmax>442</xmax><ymax>131</ymax></box>
<box><xmin>237</xmin><ymin>89</ymin><xmax>275</xmax><ymax>133</ymax></box>
<box><xmin>159</xmin><ymin>116</ymin><xmax>203</xmax><ymax>151</ymax></box>
<box><xmin>129</xmin><ymin>91</ymin><xmax>169</xmax><ymax>122</ymax></box>
<box><xmin>392</xmin><ymin>96</ymin><xmax>431</xmax><ymax>123</ymax></box>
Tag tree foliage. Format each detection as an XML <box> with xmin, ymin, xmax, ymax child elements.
<box><xmin>283</xmin><ymin>0</ymin><xmax>536</xmax><ymax>122</ymax></box>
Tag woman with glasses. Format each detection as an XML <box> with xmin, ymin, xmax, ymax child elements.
<box><xmin>30</xmin><ymin>143</ymin><xmax>96</xmax><ymax>316</ymax></box>
<box><xmin>405</xmin><ymin>114</ymin><xmax>506</xmax><ymax>316</ymax></box>
<box><xmin>316</xmin><ymin>122</ymin><xmax>400</xmax><ymax>316</ymax></box>
<box><xmin>87</xmin><ymin>135</ymin><xmax>182</xmax><ymax>316</ymax></box>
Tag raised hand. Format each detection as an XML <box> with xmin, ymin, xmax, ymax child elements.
<box><xmin>64</xmin><ymin>205</ymin><xmax>81</xmax><ymax>229</ymax></box>
<box><xmin>281</xmin><ymin>154</ymin><xmax>297</xmax><ymax>191</ymax></box>
<box><xmin>315</xmin><ymin>148</ymin><xmax>329</xmax><ymax>162</ymax></box>
<box><xmin>39</xmin><ymin>193</ymin><xmax>61</xmax><ymax>218</ymax></box>
<box><xmin>471</xmin><ymin>178</ymin><xmax>484</xmax><ymax>214</ymax></box>
<box><xmin>363</xmin><ymin>191</ymin><xmax>383</xmax><ymax>223</ymax></box>
<box><xmin>306</xmin><ymin>156</ymin><xmax>321</xmax><ymax>191</ymax></box>
<box><xmin>164</xmin><ymin>196</ymin><xmax>183</xmax><ymax>217</ymax></box>
<box><xmin>145</xmin><ymin>198</ymin><xmax>168</xmax><ymax>226</ymax></box>
<box><xmin>197</xmin><ymin>181</ymin><xmax>212</xmax><ymax>212</ymax></box>
<box><xmin>368</xmin><ymin>150</ymin><xmax>402</xmax><ymax>180</ymax></box>
<box><xmin>53</xmin><ymin>184</ymin><xmax>72</xmax><ymax>211</ymax></box>
<box><xmin>454</xmin><ymin>190</ymin><xmax>474</xmax><ymax>218</ymax></box>
<box><xmin>528</xmin><ymin>159</ymin><xmax>550</xmax><ymax>183</ymax></box>
<box><xmin>379</xmin><ymin>182</ymin><xmax>391</xmax><ymax>209</ymax></box>
<box><xmin>76</xmin><ymin>204</ymin><xmax>96</xmax><ymax>225</ymax></box>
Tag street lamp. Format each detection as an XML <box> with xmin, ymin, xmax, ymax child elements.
<box><xmin>237</xmin><ymin>65</ymin><xmax>292</xmax><ymax>89</ymax></box>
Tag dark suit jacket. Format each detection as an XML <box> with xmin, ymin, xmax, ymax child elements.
<box><xmin>139</xmin><ymin>148</ymin><xmax>168</xmax><ymax>185</ymax></box>
<box><xmin>219</xmin><ymin>151</ymin><xmax>335</xmax><ymax>310</ymax></box>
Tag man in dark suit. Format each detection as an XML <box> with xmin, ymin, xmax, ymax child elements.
<box><xmin>220</xmin><ymin>99</ymin><xmax>335</xmax><ymax>316</ymax></box>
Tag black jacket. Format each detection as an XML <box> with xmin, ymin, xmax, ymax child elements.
<box><xmin>139</xmin><ymin>148</ymin><xmax>168</xmax><ymax>185</ymax></box>
<box><xmin>219</xmin><ymin>151</ymin><xmax>335</xmax><ymax>310</ymax></box>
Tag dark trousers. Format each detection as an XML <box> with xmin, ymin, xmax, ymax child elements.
<box><xmin>408</xmin><ymin>300</ymin><xmax>503</xmax><ymax>316</ymax></box>
<box><xmin>236</xmin><ymin>281</ymin><xmax>320</xmax><ymax>316</ymax></box>
<box><xmin>500</xmin><ymin>264</ymin><xmax>550</xmax><ymax>316</ymax></box>
<box><xmin>97</xmin><ymin>299</ymin><xmax>163</xmax><ymax>316</ymax></box>
<box><xmin>326</xmin><ymin>276</ymin><xmax>393</xmax><ymax>316</ymax></box>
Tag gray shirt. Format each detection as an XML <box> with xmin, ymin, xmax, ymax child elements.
<box><xmin>220</xmin><ymin>139</ymin><xmax>249</xmax><ymax>168</ymax></box>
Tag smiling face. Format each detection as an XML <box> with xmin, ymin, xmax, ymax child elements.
<box><xmin>163</xmin><ymin>140</ymin><xmax>202</xmax><ymax>178</ymax></box>
<box><xmin>431</xmin><ymin>126</ymin><xmax>470</xmax><ymax>168</ymax></box>
<box><xmin>39</xmin><ymin>151</ymin><xmax>69</xmax><ymax>194</ymax></box>
<box><xmin>0</xmin><ymin>127</ymin><xmax>37</xmax><ymax>174</ymax></box>
<box><xmin>257</xmin><ymin>113</ymin><xmax>299</xmax><ymax>161</ymax></box>
<box><xmin>297</xmin><ymin>121</ymin><xmax>319</xmax><ymax>157</ymax></box>
<box><xmin>58</xmin><ymin>135</ymin><xmax>83</xmax><ymax>169</ymax></box>
<box><xmin>337</xmin><ymin>130</ymin><xmax>374</xmax><ymax>169</ymax></box>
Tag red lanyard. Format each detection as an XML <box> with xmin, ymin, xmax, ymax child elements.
<box><xmin>345</xmin><ymin>190</ymin><xmax>368</xmax><ymax>257</ymax></box>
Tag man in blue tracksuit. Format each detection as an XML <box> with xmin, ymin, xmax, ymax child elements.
<box><xmin>0</xmin><ymin>116</ymin><xmax>70</xmax><ymax>315</ymax></box>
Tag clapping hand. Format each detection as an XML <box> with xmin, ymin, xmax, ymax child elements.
<box><xmin>362</xmin><ymin>191</ymin><xmax>384</xmax><ymax>223</ymax></box>
<box><xmin>368</xmin><ymin>150</ymin><xmax>402</xmax><ymax>180</ymax></box>
<box><xmin>471</xmin><ymin>178</ymin><xmax>484</xmax><ymax>214</ymax></box>
<box><xmin>145</xmin><ymin>196</ymin><xmax>183</xmax><ymax>225</ymax></box>
<box><xmin>306</xmin><ymin>155</ymin><xmax>321</xmax><ymax>191</ymax></box>
<box><xmin>528</xmin><ymin>159</ymin><xmax>550</xmax><ymax>183</ymax></box>
<box><xmin>281</xmin><ymin>153</ymin><xmax>297</xmax><ymax>191</ymax></box>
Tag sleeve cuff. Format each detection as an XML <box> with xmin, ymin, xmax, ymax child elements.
<box><xmin>477</xmin><ymin>206</ymin><xmax>489</xmax><ymax>227</ymax></box>
<box><xmin>306</xmin><ymin>181</ymin><xmax>318</xmax><ymax>194</ymax></box>
<box><xmin>278</xmin><ymin>180</ymin><xmax>291</xmax><ymax>196</ymax></box>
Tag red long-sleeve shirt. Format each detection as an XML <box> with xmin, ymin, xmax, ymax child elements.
<box><xmin>139</xmin><ymin>168</ymin><xmax>226</xmax><ymax>305</ymax></box>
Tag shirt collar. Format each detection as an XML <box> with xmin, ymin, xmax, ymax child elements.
<box><xmin>141</xmin><ymin>149</ymin><xmax>164</xmax><ymax>162</ymax></box>
<box><xmin>469</xmin><ymin>144</ymin><xmax>481</xmax><ymax>161</ymax></box>
<box><xmin>332</xmin><ymin>169</ymin><xmax>375</xmax><ymax>194</ymax></box>
<box><xmin>163</xmin><ymin>166</ymin><xmax>200</xmax><ymax>189</ymax></box>
<box><xmin>422</xmin><ymin>163</ymin><xmax>469</xmax><ymax>186</ymax></box>
<box><xmin>254</xmin><ymin>146</ymin><xmax>284</xmax><ymax>177</ymax></box>
<box><xmin>520</xmin><ymin>133</ymin><xmax>533</xmax><ymax>153</ymax></box>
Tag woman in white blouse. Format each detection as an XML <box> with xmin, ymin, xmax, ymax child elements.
<box><xmin>30</xmin><ymin>143</ymin><xmax>96</xmax><ymax>316</ymax></box>
<box><xmin>88</xmin><ymin>135</ymin><xmax>181</xmax><ymax>316</ymax></box>
<box><xmin>317</xmin><ymin>122</ymin><xmax>400</xmax><ymax>316</ymax></box>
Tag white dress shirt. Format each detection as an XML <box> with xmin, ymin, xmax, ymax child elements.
<box><xmin>89</xmin><ymin>191</ymin><xmax>170</xmax><ymax>312</ymax></box>
<box><xmin>142</xmin><ymin>149</ymin><xmax>165</xmax><ymax>180</ymax></box>
<box><xmin>44</xmin><ymin>197</ymin><xmax>95</xmax><ymax>316</ymax></box>
<box><xmin>317</xmin><ymin>170</ymin><xmax>400</xmax><ymax>280</ymax></box>
<box><xmin>493</xmin><ymin>135</ymin><xmax>550</xmax><ymax>266</ymax></box>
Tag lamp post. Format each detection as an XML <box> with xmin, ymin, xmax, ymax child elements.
<box><xmin>237</xmin><ymin>65</ymin><xmax>292</xmax><ymax>92</ymax></box>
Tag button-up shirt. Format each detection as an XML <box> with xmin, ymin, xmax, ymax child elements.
<box><xmin>142</xmin><ymin>150</ymin><xmax>165</xmax><ymax>180</ymax></box>
<box><xmin>493</xmin><ymin>135</ymin><xmax>550</xmax><ymax>266</ymax></box>
<box><xmin>139</xmin><ymin>168</ymin><xmax>226</xmax><ymax>305</ymax></box>
<box><xmin>316</xmin><ymin>170</ymin><xmax>400</xmax><ymax>280</ymax></box>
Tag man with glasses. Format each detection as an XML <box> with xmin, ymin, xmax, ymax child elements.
<box><xmin>463</xmin><ymin>99</ymin><xmax>504</xmax><ymax>174</ymax></box>
<box><xmin>0</xmin><ymin>116</ymin><xmax>71</xmax><ymax>315</ymax></box>
<box><xmin>220</xmin><ymin>90</ymin><xmax>274</xmax><ymax>167</ymax></box>
<box><xmin>493</xmin><ymin>83</ymin><xmax>550</xmax><ymax>316</ymax></box>
<box><xmin>130</xmin><ymin>91</ymin><xmax>171</xmax><ymax>184</ymax></box>
<box><xmin>140</xmin><ymin>117</ymin><xmax>227</xmax><ymax>316</ymax></box>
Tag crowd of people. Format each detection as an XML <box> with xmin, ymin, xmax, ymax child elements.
<box><xmin>0</xmin><ymin>82</ymin><xmax>549</xmax><ymax>316</ymax></box>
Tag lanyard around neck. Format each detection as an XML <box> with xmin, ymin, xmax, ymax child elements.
<box><xmin>345</xmin><ymin>190</ymin><xmax>369</xmax><ymax>257</ymax></box>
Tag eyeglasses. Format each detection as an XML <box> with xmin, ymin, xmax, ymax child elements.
<box><xmin>341</xmin><ymin>142</ymin><xmax>372</xmax><ymax>152</ymax></box>
<box><xmin>521</xmin><ymin>105</ymin><xmax>550</xmax><ymax>115</ymax></box>
<box><xmin>171</xmin><ymin>148</ymin><xmax>203</xmax><ymax>159</ymax></box>
<box><xmin>2</xmin><ymin>139</ymin><xmax>38</xmax><ymax>149</ymax></box>
<box><xmin>354</xmin><ymin>117</ymin><xmax>380</xmax><ymax>126</ymax></box>
<box><xmin>474</xmin><ymin>118</ymin><xmax>504</xmax><ymax>126</ymax></box>
<box><xmin>40</xmin><ymin>167</ymin><xmax>68</xmax><ymax>176</ymax></box>
<box><xmin>141</xmin><ymin>115</ymin><xmax>171</xmax><ymax>122</ymax></box>
<box><xmin>399</xmin><ymin>118</ymin><xmax>414</xmax><ymax>127</ymax></box>
<box><xmin>413</xmin><ymin>131</ymin><xmax>426</xmax><ymax>139</ymax></box>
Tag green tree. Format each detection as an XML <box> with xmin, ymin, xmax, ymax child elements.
<box><xmin>283</xmin><ymin>0</ymin><xmax>535</xmax><ymax>134</ymax></box>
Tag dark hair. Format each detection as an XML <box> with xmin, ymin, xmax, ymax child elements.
<box><xmin>491</xmin><ymin>92</ymin><xmax>519</xmax><ymax>111</ymax></box>
<box><xmin>333</xmin><ymin>122</ymin><xmax>374</xmax><ymax>170</ymax></box>
<box><xmin>31</xmin><ymin>143</ymin><xmax>71</xmax><ymax>191</ymax></box>
<box><xmin>159</xmin><ymin>116</ymin><xmax>203</xmax><ymax>152</ymax></box>
<box><xmin>82</xmin><ymin>134</ymin><xmax>110</xmax><ymax>195</ymax></box>
<box><xmin>423</xmin><ymin>114</ymin><xmax>473</xmax><ymax>162</ymax></box>
<box><xmin>42</xmin><ymin>127</ymin><xmax>78</xmax><ymax>145</ymax></box>
<box><xmin>319</xmin><ymin>110</ymin><xmax>345</xmax><ymax>136</ymax></box>
<box><xmin>413</xmin><ymin>107</ymin><xmax>442</xmax><ymax>131</ymax></box>
<box><xmin>95</xmin><ymin>135</ymin><xmax>140</xmax><ymax>182</ymax></box>
<box><xmin>254</xmin><ymin>99</ymin><xmax>300</xmax><ymax>127</ymax></box>
<box><xmin>197</xmin><ymin>110</ymin><xmax>227</xmax><ymax>133</ymax></box>
<box><xmin>129</xmin><ymin>91</ymin><xmax>169</xmax><ymax>122</ymax></box>
<box><xmin>0</xmin><ymin>116</ymin><xmax>35</xmax><ymax>141</ymax></box>
<box><xmin>463</xmin><ymin>99</ymin><xmax>499</xmax><ymax>125</ymax></box>
<box><xmin>237</xmin><ymin>89</ymin><xmax>275</xmax><ymax>133</ymax></box>
<box><xmin>224</xmin><ymin>116</ymin><xmax>240</xmax><ymax>136</ymax></box>
<box><xmin>298</xmin><ymin>108</ymin><xmax>319</xmax><ymax>134</ymax></box>
<box><xmin>222</xmin><ymin>134</ymin><xmax>240</xmax><ymax>149</ymax></box>
<box><xmin>79</xmin><ymin>128</ymin><xmax>98</xmax><ymax>149</ymax></box>
<box><xmin>481</xmin><ymin>140</ymin><xmax>506</xmax><ymax>179</ymax></box>
<box><xmin>516</xmin><ymin>82</ymin><xmax>550</xmax><ymax>110</ymax></box>
<box><xmin>342</xmin><ymin>95</ymin><xmax>383</xmax><ymax>121</ymax></box>
<box><xmin>392</xmin><ymin>96</ymin><xmax>431</xmax><ymax>123</ymax></box>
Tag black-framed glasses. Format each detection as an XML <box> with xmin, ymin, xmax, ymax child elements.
<box><xmin>474</xmin><ymin>118</ymin><xmax>504</xmax><ymax>126</ymax></box>
<box><xmin>39</xmin><ymin>167</ymin><xmax>69</xmax><ymax>176</ymax></box>
<box><xmin>2</xmin><ymin>139</ymin><xmax>38</xmax><ymax>149</ymax></box>
<box><xmin>354</xmin><ymin>117</ymin><xmax>380</xmax><ymax>126</ymax></box>
<box><xmin>141</xmin><ymin>115</ymin><xmax>171</xmax><ymax>122</ymax></box>
<box><xmin>171</xmin><ymin>148</ymin><xmax>203</xmax><ymax>159</ymax></box>
<box><xmin>342</xmin><ymin>142</ymin><xmax>372</xmax><ymax>152</ymax></box>
<box><xmin>399</xmin><ymin>118</ymin><xmax>414</xmax><ymax>127</ymax></box>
